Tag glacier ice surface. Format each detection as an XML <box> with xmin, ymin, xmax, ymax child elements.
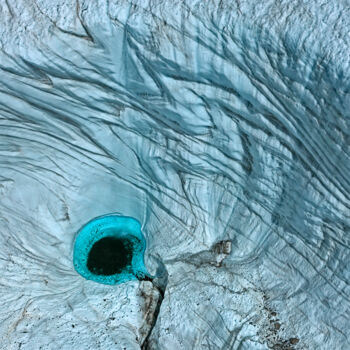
<box><xmin>0</xmin><ymin>0</ymin><xmax>350</xmax><ymax>349</ymax></box>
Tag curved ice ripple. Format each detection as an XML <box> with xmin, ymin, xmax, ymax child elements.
<box><xmin>0</xmin><ymin>0</ymin><xmax>349</xmax><ymax>349</ymax></box>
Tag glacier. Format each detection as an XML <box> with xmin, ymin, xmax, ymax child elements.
<box><xmin>0</xmin><ymin>0</ymin><xmax>350</xmax><ymax>349</ymax></box>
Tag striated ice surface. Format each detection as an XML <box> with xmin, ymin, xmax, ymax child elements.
<box><xmin>0</xmin><ymin>0</ymin><xmax>350</xmax><ymax>349</ymax></box>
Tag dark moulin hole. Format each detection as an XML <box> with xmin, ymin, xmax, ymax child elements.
<box><xmin>87</xmin><ymin>237</ymin><xmax>133</xmax><ymax>276</ymax></box>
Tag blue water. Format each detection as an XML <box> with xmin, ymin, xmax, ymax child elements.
<box><xmin>73</xmin><ymin>214</ymin><xmax>149</xmax><ymax>285</ymax></box>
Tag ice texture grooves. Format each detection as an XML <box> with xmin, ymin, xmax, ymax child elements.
<box><xmin>0</xmin><ymin>0</ymin><xmax>350</xmax><ymax>349</ymax></box>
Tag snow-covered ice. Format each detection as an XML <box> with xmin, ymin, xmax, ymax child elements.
<box><xmin>0</xmin><ymin>1</ymin><xmax>350</xmax><ymax>349</ymax></box>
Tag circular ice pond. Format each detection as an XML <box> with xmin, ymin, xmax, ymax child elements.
<box><xmin>73</xmin><ymin>215</ymin><xmax>149</xmax><ymax>285</ymax></box>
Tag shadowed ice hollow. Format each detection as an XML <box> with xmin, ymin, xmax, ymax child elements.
<box><xmin>0</xmin><ymin>0</ymin><xmax>350</xmax><ymax>349</ymax></box>
<box><xmin>73</xmin><ymin>214</ymin><xmax>149</xmax><ymax>284</ymax></box>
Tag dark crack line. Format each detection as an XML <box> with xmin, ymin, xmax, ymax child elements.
<box><xmin>140</xmin><ymin>283</ymin><xmax>165</xmax><ymax>350</ymax></box>
<box><xmin>140</xmin><ymin>258</ymin><xmax>168</xmax><ymax>350</ymax></box>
